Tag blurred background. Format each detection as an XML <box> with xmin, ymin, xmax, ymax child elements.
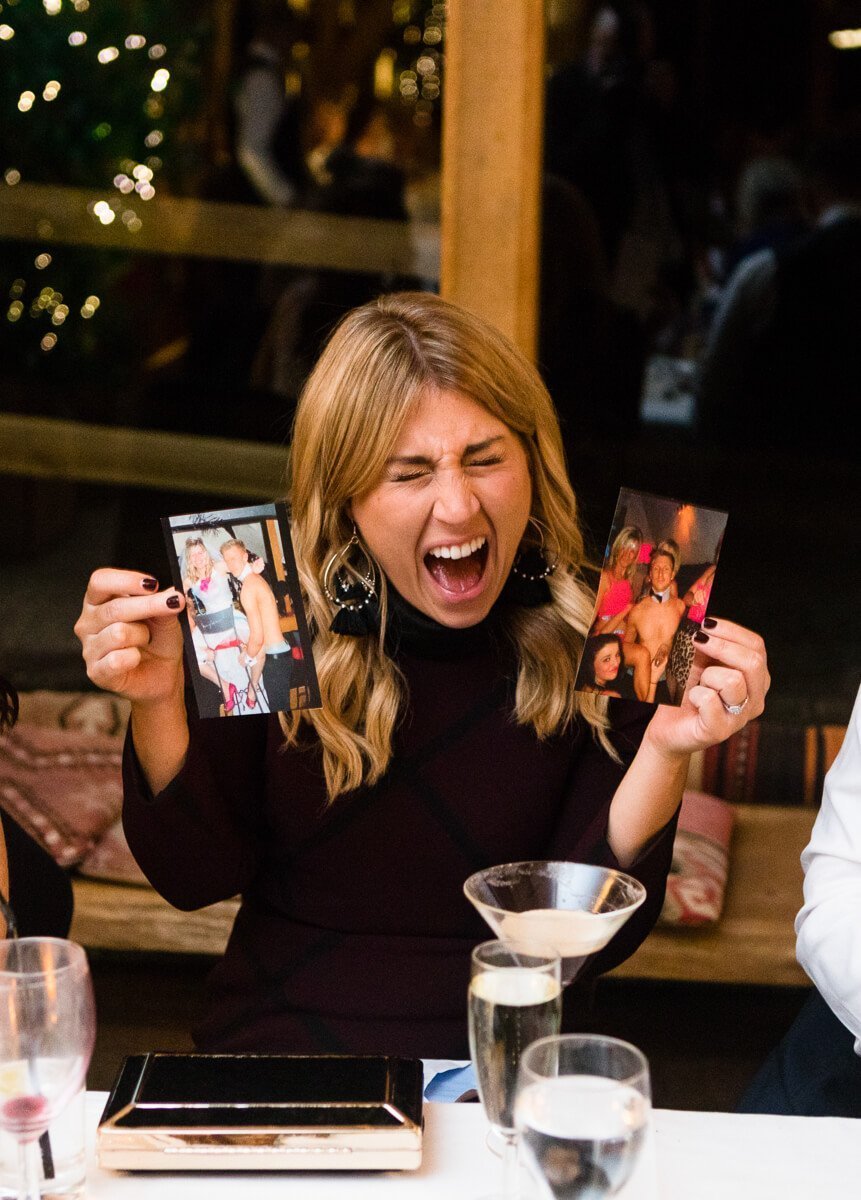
<box><xmin>1</xmin><ymin>0</ymin><xmax>858</xmax><ymax>708</ymax></box>
<box><xmin>2</xmin><ymin>0</ymin><xmax>861</xmax><ymax>1111</ymax></box>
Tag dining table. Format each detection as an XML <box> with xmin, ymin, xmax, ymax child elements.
<box><xmin>82</xmin><ymin>1091</ymin><xmax>860</xmax><ymax>1199</ymax></box>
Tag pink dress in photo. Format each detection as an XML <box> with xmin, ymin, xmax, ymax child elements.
<box><xmin>596</xmin><ymin>578</ymin><xmax>633</xmax><ymax>628</ymax></box>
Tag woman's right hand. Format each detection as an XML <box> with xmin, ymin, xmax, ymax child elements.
<box><xmin>75</xmin><ymin>570</ymin><xmax>187</xmax><ymax>706</ymax></box>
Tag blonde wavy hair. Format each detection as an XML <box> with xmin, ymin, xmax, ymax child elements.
<box><xmin>607</xmin><ymin>526</ymin><xmax>643</xmax><ymax>581</ymax></box>
<box><xmin>183</xmin><ymin>537</ymin><xmax>213</xmax><ymax>585</ymax></box>
<box><xmin>283</xmin><ymin>292</ymin><xmax>611</xmax><ymax>802</ymax></box>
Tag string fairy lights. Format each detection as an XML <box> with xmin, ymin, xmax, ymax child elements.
<box><xmin>1</xmin><ymin>0</ymin><xmax>175</xmax><ymax>354</ymax></box>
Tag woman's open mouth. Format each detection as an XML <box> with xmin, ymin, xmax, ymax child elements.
<box><xmin>423</xmin><ymin>536</ymin><xmax>489</xmax><ymax>596</ymax></box>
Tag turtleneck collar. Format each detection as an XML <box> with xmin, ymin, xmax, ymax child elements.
<box><xmin>375</xmin><ymin>586</ymin><xmax>502</xmax><ymax>662</ymax></box>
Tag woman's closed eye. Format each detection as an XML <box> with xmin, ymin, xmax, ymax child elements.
<box><xmin>466</xmin><ymin>455</ymin><xmax>503</xmax><ymax>469</ymax></box>
<box><xmin>389</xmin><ymin>455</ymin><xmax>503</xmax><ymax>483</ymax></box>
<box><xmin>390</xmin><ymin>468</ymin><xmax>431</xmax><ymax>483</ymax></box>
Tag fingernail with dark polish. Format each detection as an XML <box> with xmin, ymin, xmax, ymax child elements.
<box><xmin>166</xmin><ymin>595</ymin><xmax>181</xmax><ymax>610</ymax></box>
<box><xmin>142</xmin><ymin>576</ymin><xmax>158</xmax><ymax>591</ymax></box>
<box><xmin>693</xmin><ymin>630</ymin><xmax>709</xmax><ymax>644</ymax></box>
<box><xmin>703</xmin><ymin>617</ymin><xmax>717</xmax><ymax>629</ymax></box>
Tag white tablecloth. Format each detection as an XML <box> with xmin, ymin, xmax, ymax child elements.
<box><xmin>84</xmin><ymin>1093</ymin><xmax>860</xmax><ymax>1199</ymax></box>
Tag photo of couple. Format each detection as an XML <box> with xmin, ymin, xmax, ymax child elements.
<box><xmin>163</xmin><ymin>503</ymin><xmax>320</xmax><ymax>719</ymax></box>
<box><xmin>575</xmin><ymin>488</ymin><xmax>728</xmax><ymax>706</ymax></box>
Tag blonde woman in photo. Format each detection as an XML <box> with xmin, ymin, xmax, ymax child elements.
<box><xmin>591</xmin><ymin>526</ymin><xmax>651</xmax><ymax>700</ymax></box>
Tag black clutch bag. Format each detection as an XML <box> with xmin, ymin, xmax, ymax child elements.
<box><xmin>97</xmin><ymin>1053</ymin><xmax>424</xmax><ymax>1171</ymax></box>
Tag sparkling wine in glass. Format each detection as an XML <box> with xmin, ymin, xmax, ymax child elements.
<box><xmin>515</xmin><ymin>1034</ymin><xmax>651</xmax><ymax>1200</ymax></box>
<box><xmin>0</xmin><ymin>939</ymin><xmax>96</xmax><ymax>1200</ymax></box>
<box><xmin>468</xmin><ymin>939</ymin><xmax>561</xmax><ymax>1200</ymax></box>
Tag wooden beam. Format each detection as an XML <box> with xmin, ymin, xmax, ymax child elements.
<box><xmin>0</xmin><ymin>413</ymin><xmax>288</xmax><ymax>497</ymax></box>
<box><xmin>0</xmin><ymin>183</ymin><xmax>440</xmax><ymax>278</ymax></box>
<box><xmin>440</xmin><ymin>0</ymin><xmax>545</xmax><ymax>357</ymax></box>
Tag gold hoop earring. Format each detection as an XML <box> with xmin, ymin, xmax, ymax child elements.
<box><xmin>322</xmin><ymin>527</ymin><xmax>377</xmax><ymax>611</ymax></box>
<box><xmin>322</xmin><ymin>527</ymin><xmax>380</xmax><ymax>635</ymax></box>
<box><xmin>511</xmin><ymin>516</ymin><xmax>558</xmax><ymax>581</ymax></box>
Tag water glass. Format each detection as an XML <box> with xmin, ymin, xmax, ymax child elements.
<box><xmin>515</xmin><ymin>1034</ymin><xmax>651</xmax><ymax>1200</ymax></box>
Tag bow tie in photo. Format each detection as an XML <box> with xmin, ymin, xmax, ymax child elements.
<box><xmin>650</xmin><ymin>590</ymin><xmax>664</xmax><ymax>602</ymax></box>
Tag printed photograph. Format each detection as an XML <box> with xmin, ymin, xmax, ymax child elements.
<box><xmin>162</xmin><ymin>503</ymin><xmax>320</xmax><ymax>719</ymax></box>
<box><xmin>575</xmin><ymin>488</ymin><xmax>729</xmax><ymax>706</ymax></box>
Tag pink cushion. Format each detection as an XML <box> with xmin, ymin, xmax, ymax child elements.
<box><xmin>659</xmin><ymin>789</ymin><xmax>735</xmax><ymax>927</ymax></box>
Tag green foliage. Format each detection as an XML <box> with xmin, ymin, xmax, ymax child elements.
<box><xmin>0</xmin><ymin>0</ymin><xmax>207</xmax><ymax>190</ymax></box>
<box><xmin>0</xmin><ymin>1</ymin><xmax>210</xmax><ymax>390</ymax></box>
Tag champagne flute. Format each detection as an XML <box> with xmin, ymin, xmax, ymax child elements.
<box><xmin>468</xmin><ymin>939</ymin><xmax>562</xmax><ymax>1200</ymax></box>
<box><xmin>0</xmin><ymin>939</ymin><xmax>96</xmax><ymax>1200</ymax></box>
<box><xmin>515</xmin><ymin>1034</ymin><xmax>651</xmax><ymax>1200</ymax></box>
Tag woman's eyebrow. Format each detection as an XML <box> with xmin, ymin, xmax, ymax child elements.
<box><xmin>386</xmin><ymin>436</ymin><xmax>505</xmax><ymax>466</ymax></box>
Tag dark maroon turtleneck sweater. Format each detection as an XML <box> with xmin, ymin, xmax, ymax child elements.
<box><xmin>122</xmin><ymin>624</ymin><xmax>675</xmax><ymax>1058</ymax></box>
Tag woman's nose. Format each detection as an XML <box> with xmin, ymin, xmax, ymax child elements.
<box><xmin>432</xmin><ymin>471</ymin><xmax>481</xmax><ymax>524</ymax></box>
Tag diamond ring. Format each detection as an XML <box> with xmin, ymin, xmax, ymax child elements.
<box><xmin>722</xmin><ymin>695</ymin><xmax>749</xmax><ymax>717</ymax></box>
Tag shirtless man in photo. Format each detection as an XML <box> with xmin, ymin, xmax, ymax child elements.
<box><xmin>220</xmin><ymin>540</ymin><xmax>293</xmax><ymax>713</ymax></box>
<box><xmin>625</xmin><ymin>549</ymin><xmax>686</xmax><ymax>703</ymax></box>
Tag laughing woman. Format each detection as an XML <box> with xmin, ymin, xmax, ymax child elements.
<box><xmin>74</xmin><ymin>293</ymin><xmax>769</xmax><ymax>1057</ymax></box>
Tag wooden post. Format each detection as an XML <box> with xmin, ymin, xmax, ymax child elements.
<box><xmin>440</xmin><ymin>0</ymin><xmax>545</xmax><ymax>359</ymax></box>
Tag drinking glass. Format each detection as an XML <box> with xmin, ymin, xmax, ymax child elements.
<box><xmin>0</xmin><ymin>940</ymin><xmax>96</xmax><ymax>1200</ymax></box>
<box><xmin>515</xmin><ymin>1034</ymin><xmax>651</xmax><ymax>1200</ymax></box>
<box><xmin>464</xmin><ymin>862</ymin><xmax>646</xmax><ymax>987</ymax></box>
<box><xmin>468</xmin><ymin>939</ymin><xmax>562</xmax><ymax>1200</ymax></box>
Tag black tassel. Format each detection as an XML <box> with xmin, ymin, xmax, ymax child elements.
<box><xmin>503</xmin><ymin>547</ymin><xmax>555</xmax><ymax>607</ymax></box>
<box><xmin>503</xmin><ymin>573</ymin><xmax>553</xmax><ymax>607</ymax></box>
<box><xmin>329</xmin><ymin>603</ymin><xmax>379</xmax><ymax>636</ymax></box>
<box><xmin>328</xmin><ymin>579</ymin><xmax>381</xmax><ymax>636</ymax></box>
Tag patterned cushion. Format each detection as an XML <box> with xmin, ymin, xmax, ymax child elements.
<box><xmin>0</xmin><ymin>691</ymin><xmax>145</xmax><ymax>883</ymax></box>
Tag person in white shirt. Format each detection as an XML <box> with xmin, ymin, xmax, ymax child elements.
<box><xmin>739</xmin><ymin>682</ymin><xmax>861</xmax><ymax>1115</ymax></box>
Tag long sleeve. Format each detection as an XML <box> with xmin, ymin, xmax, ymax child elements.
<box><xmin>795</xmin><ymin>684</ymin><xmax>861</xmax><ymax>1049</ymax></box>
<box><xmin>122</xmin><ymin>705</ymin><xmax>271</xmax><ymax>910</ymax></box>
<box><xmin>549</xmin><ymin>701</ymin><xmax>679</xmax><ymax>978</ymax></box>
<box><xmin>235</xmin><ymin>66</ymin><xmax>297</xmax><ymax>206</ymax></box>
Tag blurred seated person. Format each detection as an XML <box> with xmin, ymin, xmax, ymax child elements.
<box><xmin>251</xmin><ymin>96</ymin><xmax>415</xmax><ymax>405</ymax></box>
<box><xmin>233</xmin><ymin>8</ymin><xmax>308</xmax><ymax>206</ymax></box>
<box><xmin>539</xmin><ymin>173</ymin><xmax>646</xmax><ymax>442</ymax></box>
<box><xmin>699</xmin><ymin>124</ymin><xmax>861</xmax><ymax>453</ymax></box>
<box><xmin>75</xmin><ymin>292</ymin><xmax>768</xmax><ymax>1057</ymax></box>
<box><xmin>740</xmin><ymin>682</ymin><xmax>861</xmax><ymax>1115</ymax></box>
<box><xmin>0</xmin><ymin>677</ymin><xmax>73</xmax><ymax>938</ymax></box>
<box><xmin>723</xmin><ymin>155</ymin><xmax>808</xmax><ymax>279</ymax></box>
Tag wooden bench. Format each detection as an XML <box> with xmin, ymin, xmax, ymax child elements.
<box><xmin>69</xmin><ymin>803</ymin><xmax>815</xmax><ymax>987</ymax></box>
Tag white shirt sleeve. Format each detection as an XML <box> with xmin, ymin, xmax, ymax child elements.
<box><xmin>795</xmin><ymin>683</ymin><xmax>861</xmax><ymax>1051</ymax></box>
<box><xmin>235</xmin><ymin>66</ymin><xmax>296</xmax><ymax>207</ymax></box>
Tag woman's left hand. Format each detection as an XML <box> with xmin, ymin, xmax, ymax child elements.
<box><xmin>645</xmin><ymin>618</ymin><xmax>769</xmax><ymax>759</ymax></box>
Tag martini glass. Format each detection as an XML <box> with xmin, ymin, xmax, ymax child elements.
<box><xmin>463</xmin><ymin>862</ymin><xmax>647</xmax><ymax>989</ymax></box>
